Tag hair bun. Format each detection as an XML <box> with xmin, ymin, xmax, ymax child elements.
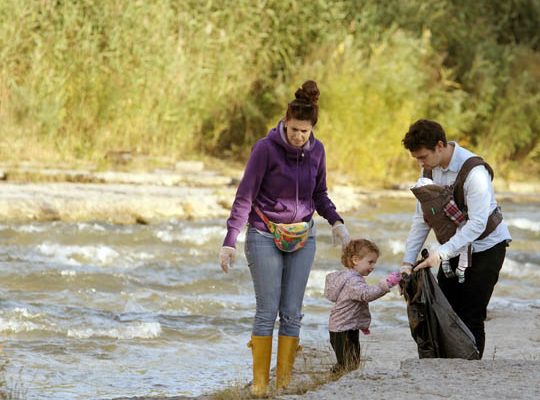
<box><xmin>294</xmin><ymin>80</ymin><xmax>319</xmax><ymax>106</ymax></box>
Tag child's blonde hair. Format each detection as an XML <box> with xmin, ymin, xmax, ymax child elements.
<box><xmin>341</xmin><ymin>239</ymin><xmax>380</xmax><ymax>268</ymax></box>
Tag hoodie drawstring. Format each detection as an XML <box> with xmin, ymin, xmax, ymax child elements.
<box><xmin>291</xmin><ymin>150</ymin><xmax>300</xmax><ymax>223</ymax></box>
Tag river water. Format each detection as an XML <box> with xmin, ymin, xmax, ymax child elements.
<box><xmin>0</xmin><ymin>197</ymin><xmax>538</xmax><ymax>399</ymax></box>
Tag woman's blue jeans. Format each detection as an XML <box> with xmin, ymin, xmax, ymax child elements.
<box><xmin>245</xmin><ymin>225</ymin><xmax>316</xmax><ymax>337</ymax></box>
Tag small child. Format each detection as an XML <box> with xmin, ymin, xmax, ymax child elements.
<box><xmin>324</xmin><ymin>239</ymin><xmax>401</xmax><ymax>372</ymax></box>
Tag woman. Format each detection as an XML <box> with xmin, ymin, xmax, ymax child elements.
<box><xmin>219</xmin><ymin>80</ymin><xmax>349</xmax><ymax>396</ymax></box>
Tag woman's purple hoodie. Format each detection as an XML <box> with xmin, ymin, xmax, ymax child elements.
<box><xmin>223</xmin><ymin>120</ymin><xmax>343</xmax><ymax>248</ymax></box>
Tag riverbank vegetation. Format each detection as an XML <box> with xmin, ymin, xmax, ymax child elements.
<box><xmin>1</xmin><ymin>0</ymin><xmax>538</xmax><ymax>185</ymax></box>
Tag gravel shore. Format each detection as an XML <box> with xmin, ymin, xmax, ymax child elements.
<box><xmin>279</xmin><ymin>307</ymin><xmax>540</xmax><ymax>400</ymax></box>
<box><xmin>0</xmin><ymin>164</ymin><xmax>538</xmax><ymax>224</ymax></box>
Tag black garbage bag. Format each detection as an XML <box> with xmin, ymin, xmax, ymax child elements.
<box><xmin>400</xmin><ymin>249</ymin><xmax>480</xmax><ymax>360</ymax></box>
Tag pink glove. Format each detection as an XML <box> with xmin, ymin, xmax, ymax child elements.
<box><xmin>385</xmin><ymin>272</ymin><xmax>402</xmax><ymax>288</ymax></box>
<box><xmin>360</xmin><ymin>328</ymin><xmax>371</xmax><ymax>335</ymax></box>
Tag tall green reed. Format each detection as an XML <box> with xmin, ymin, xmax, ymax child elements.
<box><xmin>0</xmin><ymin>0</ymin><xmax>538</xmax><ymax>182</ymax></box>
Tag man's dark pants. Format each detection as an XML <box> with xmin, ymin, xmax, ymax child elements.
<box><xmin>437</xmin><ymin>240</ymin><xmax>507</xmax><ymax>358</ymax></box>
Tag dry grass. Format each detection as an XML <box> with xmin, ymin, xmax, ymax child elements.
<box><xmin>208</xmin><ymin>344</ymin><xmax>368</xmax><ymax>399</ymax></box>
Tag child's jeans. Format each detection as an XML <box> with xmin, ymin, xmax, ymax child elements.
<box><xmin>329</xmin><ymin>330</ymin><xmax>360</xmax><ymax>371</ymax></box>
<box><xmin>245</xmin><ymin>226</ymin><xmax>316</xmax><ymax>337</ymax></box>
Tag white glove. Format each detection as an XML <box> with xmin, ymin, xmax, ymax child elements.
<box><xmin>331</xmin><ymin>223</ymin><xmax>350</xmax><ymax>248</ymax></box>
<box><xmin>219</xmin><ymin>246</ymin><xmax>236</xmax><ymax>273</ymax></box>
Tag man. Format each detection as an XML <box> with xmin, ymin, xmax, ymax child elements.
<box><xmin>400</xmin><ymin>119</ymin><xmax>511</xmax><ymax>358</ymax></box>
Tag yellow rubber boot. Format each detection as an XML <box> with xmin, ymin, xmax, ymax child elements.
<box><xmin>276</xmin><ymin>335</ymin><xmax>300</xmax><ymax>390</ymax></box>
<box><xmin>248</xmin><ymin>336</ymin><xmax>272</xmax><ymax>397</ymax></box>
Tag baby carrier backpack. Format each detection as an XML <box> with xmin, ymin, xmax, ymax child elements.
<box><xmin>410</xmin><ymin>156</ymin><xmax>503</xmax><ymax>244</ymax></box>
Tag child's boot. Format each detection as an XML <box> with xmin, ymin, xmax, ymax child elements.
<box><xmin>248</xmin><ymin>336</ymin><xmax>272</xmax><ymax>397</ymax></box>
<box><xmin>276</xmin><ymin>335</ymin><xmax>300</xmax><ymax>390</ymax></box>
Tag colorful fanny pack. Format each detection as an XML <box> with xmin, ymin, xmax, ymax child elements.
<box><xmin>254</xmin><ymin>207</ymin><xmax>310</xmax><ymax>252</ymax></box>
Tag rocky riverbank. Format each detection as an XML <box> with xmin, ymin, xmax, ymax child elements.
<box><xmin>278</xmin><ymin>306</ymin><xmax>540</xmax><ymax>400</ymax></box>
<box><xmin>0</xmin><ymin>162</ymin><xmax>539</xmax><ymax>224</ymax></box>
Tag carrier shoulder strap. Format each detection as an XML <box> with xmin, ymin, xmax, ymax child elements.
<box><xmin>453</xmin><ymin>156</ymin><xmax>502</xmax><ymax>240</ymax></box>
<box><xmin>453</xmin><ymin>156</ymin><xmax>494</xmax><ymax>210</ymax></box>
<box><xmin>254</xmin><ymin>206</ymin><xmax>271</xmax><ymax>225</ymax></box>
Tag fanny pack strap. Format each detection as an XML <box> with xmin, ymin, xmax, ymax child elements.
<box><xmin>254</xmin><ymin>205</ymin><xmax>312</xmax><ymax>230</ymax></box>
<box><xmin>254</xmin><ymin>206</ymin><xmax>273</xmax><ymax>230</ymax></box>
